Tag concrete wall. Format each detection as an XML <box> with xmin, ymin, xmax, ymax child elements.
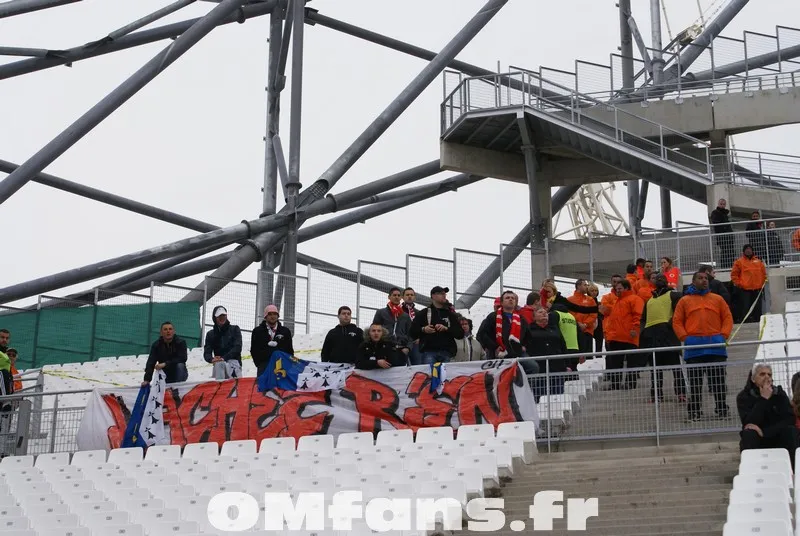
<box><xmin>708</xmin><ymin>182</ymin><xmax>800</xmax><ymax>219</ymax></box>
<box><xmin>549</xmin><ymin>236</ymin><xmax>635</xmax><ymax>281</ymax></box>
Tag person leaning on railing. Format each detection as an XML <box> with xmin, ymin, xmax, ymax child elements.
<box><xmin>142</xmin><ymin>321</ymin><xmax>188</xmax><ymax>386</ymax></box>
<box><xmin>672</xmin><ymin>270</ymin><xmax>733</xmax><ymax>422</ymax></box>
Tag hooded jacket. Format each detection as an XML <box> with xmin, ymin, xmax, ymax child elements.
<box><xmin>639</xmin><ymin>287</ymin><xmax>682</xmax><ymax>349</ymax></box>
<box><xmin>204</xmin><ymin>320</ymin><xmax>243</xmax><ymax>364</ymax></box>
<box><xmin>372</xmin><ymin>306</ymin><xmax>412</xmax><ymax>349</ymax></box>
<box><xmin>355</xmin><ymin>337</ymin><xmax>407</xmax><ymax>370</ymax></box>
<box><xmin>605</xmin><ymin>290</ymin><xmax>643</xmax><ymax>346</ymax></box>
<box><xmin>409</xmin><ymin>304</ymin><xmax>464</xmax><ymax>356</ymax></box>
<box><xmin>144</xmin><ymin>336</ymin><xmax>188</xmax><ymax>383</ymax></box>
<box><xmin>709</xmin><ymin>206</ymin><xmax>733</xmax><ymax>234</ymax></box>
<box><xmin>737</xmin><ymin>372</ymin><xmax>794</xmax><ymax>438</ymax></box>
<box><xmin>566</xmin><ymin>291</ymin><xmax>597</xmax><ymax>335</ymax></box>
<box><xmin>672</xmin><ymin>285</ymin><xmax>733</xmax><ymax>360</ymax></box>
<box><xmin>731</xmin><ymin>255</ymin><xmax>767</xmax><ymax>291</ymax></box>
<box><xmin>251</xmin><ymin>320</ymin><xmax>294</xmax><ymax>371</ymax></box>
<box><xmin>321</xmin><ymin>324</ymin><xmax>364</xmax><ymax>364</ymax></box>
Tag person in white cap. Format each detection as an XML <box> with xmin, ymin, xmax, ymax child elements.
<box><xmin>251</xmin><ymin>304</ymin><xmax>294</xmax><ymax>377</ymax></box>
<box><xmin>203</xmin><ymin>305</ymin><xmax>243</xmax><ymax>379</ymax></box>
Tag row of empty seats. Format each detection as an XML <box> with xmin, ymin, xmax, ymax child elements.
<box><xmin>0</xmin><ymin>425</ymin><xmax>535</xmax><ymax>535</ymax></box>
<box><xmin>723</xmin><ymin>448</ymin><xmax>798</xmax><ymax>535</ymax></box>
<box><xmin>755</xmin><ymin>312</ymin><xmax>800</xmax><ymax>394</ymax></box>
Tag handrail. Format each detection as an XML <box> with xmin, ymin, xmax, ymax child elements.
<box><xmin>640</xmin><ymin>215</ymin><xmax>800</xmax><ymax>235</ymax></box>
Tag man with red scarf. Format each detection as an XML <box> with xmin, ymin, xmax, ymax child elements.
<box><xmin>477</xmin><ymin>291</ymin><xmax>534</xmax><ymax>362</ymax></box>
<box><xmin>372</xmin><ymin>287</ymin><xmax>412</xmax><ymax>360</ymax></box>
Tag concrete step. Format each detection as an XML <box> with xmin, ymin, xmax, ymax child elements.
<box><xmin>522</xmin><ymin>456</ymin><xmax>741</xmax><ymax>473</ymax></box>
<box><xmin>502</xmin><ymin>494</ymin><xmax>731</xmax><ymax>511</ymax></box>
<box><xmin>503</xmin><ymin>474</ymin><xmax>732</xmax><ymax>491</ymax></box>
<box><xmin>534</xmin><ymin>442</ymin><xmax>739</xmax><ymax>461</ymax></box>
<box><xmin>503</xmin><ymin>512</ymin><xmax>726</xmax><ymax>530</ymax></box>
<box><xmin>503</xmin><ymin>482</ymin><xmax>734</xmax><ymax>498</ymax></box>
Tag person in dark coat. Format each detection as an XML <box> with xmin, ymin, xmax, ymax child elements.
<box><xmin>745</xmin><ymin>210</ymin><xmax>768</xmax><ymax>262</ymax></box>
<box><xmin>355</xmin><ymin>324</ymin><xmax>407</xmax><ymax>370</ymax></box>
<box><xmin>639</xmin><ymin>275</ymin><xmax>686</xmax><ymax>403</ymax></box>
<box><xmin>409</xmin><ymin>286</ymin><xmax>464</xmax><ymax>365</ymax></box>
<box><xmin>526</xmin><ymin>304</ymin><xmax>568</xmax><ymax>401</ymax></box>
<box><xmin>709</xmin><ymin>198</ymin><xmax>736</xmax><ymax>269</ymax></box>
<box><xmin>143</xmin><ymin>322</ymin><xmax>188</xmax><ymax>385</ymax></box>
<box><xmin>476</xmin><ymin>291</ymin><xmax>535</xmax><ymax>360</ymax></box>
<box><xmin>737</xmin><ymin>363</ymin><xmax>798</xmax><ymax>468</ymax></box>
<box><xmin>698</xmin><ymin>265</ymin><xmax>732</xmax><ymax>308</ymax></box>
<box><xmin>766</xmin><ymin>221</ymin><xmax>785</xmax><ymax>266</ymax></box>
<box><xmin>251</xmin><ymin>305</ymin><xmax>294</xmax><ymax>377</ymax></box>
<box><xmin>321</xmin><ymin>306</ymin><xmax>363</xmax><ymax>365</ymax></box>
<box><xmin>204</xmin><ymin>306</ymin><xmax>243</xmax><ymax>379</ymax></box>
<box><xmin>372</xmin><ymin>287</ymin><xmax>413</xmax><ymax>360</ymax></box>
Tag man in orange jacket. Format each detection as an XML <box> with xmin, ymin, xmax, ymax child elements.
<box><xmin>731</xmin><ymin>243</ymin><xmax>768</xmax><ymax>324</ymax></box>
<box><xmin>605</xmin><ymin>279</ymin><xmax>644</xmax><ymax>390</ymax></box>
<box><xmin>567</xmin><ymin>279</ymin><xmax>598</xmax><ymax>356</ymax></box>
<box><xmin>635</xmin><ymin>272</ymin><xmax>657</xmax><ymax>303</ymax></box>
<box><xmin>673</xmin><ymin>271</ymin><xmax>734</xmax><ymax>421</ymax></box>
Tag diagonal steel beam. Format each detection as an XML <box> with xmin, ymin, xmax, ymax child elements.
<box><xmin>0</xmin><ymin>0</ymin><xmax>251</xmax><ymax>205</ymax></box>
<box><xmin>0</xmin><ymin>0</ymin><xmax>280</xmax><ymax>80</ymax></box>
<box><xmin>0</xmin><ymin>0</ymin><xmax>78</xmax><ymax>18</ymax></box>
<box><xmin>0</xmin><ymin>158</ymin><xmax>218</xmax><ymax>233</ymax></box>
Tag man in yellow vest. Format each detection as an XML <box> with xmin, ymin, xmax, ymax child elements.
<box><xmin>640</xmin><ymin>275</ymin><xmax>687</xmax><ymax>404</ymax></box>
<box><xmin>550</xmin><ymin>300</ymin><xmax>582</xmax><ymax>375</ymax></box>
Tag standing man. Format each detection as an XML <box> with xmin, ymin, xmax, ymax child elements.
<box><xmin>251</xmin><ymin>305</ymin><xmax>294</xmax><ymax>377</ymax></box>
<box><xmin>604</xmin><ymin>279</ymin><xmax>644</xmax><ymax>390</ymax></box>
<box><xmin>410</xmin><ymin>286</ymin><xmax>464</xmax><ymax>365</ymax></box>
<box><xmin>673</xmin><ymin>271</ymin><xmax>734</xmax><ymax>421</ymax></box>
<box><xmin>321</xmin><ymin>306</ymin><xmax>363</xmax><ymax>365</ymax></box>
<box><xmin>5</xmin><ymin>349</ymin><xmax>22</xmax><ymax>392</ymax></box>
<box><xmin>567</xmin><ymin>279</ymin><xmax>597</xmax><ymax>356</ymax></box>
<box><xmin>143</xmin><ymin>322</ymin><xmax>188</xmax><ymax>386</ymax></box>
<box><xmin>402</xmin><ymin>287</ymin><xmax>422</xmax><ymax>366</ymax></box>
<box><xmin>731</xmin><ymin>244</ymin><xmax>768</xmax><ymax>324</ymax></box>
<box><xmin>372</xmin><ymin>287</ymin><xmax>413</xmax><ymax>361</ymax></box>
<box><xmin>633</xmin><ymin>261</ymin><xmax>655</xmax><ymax>295</ymax></box>
<box><xmin>0</xmin><ymin>329</ymin><xmax>12</xmax><ymax>397</ymax></box>
<box><xmin>640</xmin><ymin>275</ymin><xmax>686</xmax><ymax>403</ymax></box>
<box><xmin>709</xmin><ymin>198</ymin><xmax>735</xmax><ymax>269</ymax></box>
<box><xmin>477</xmin><ymin>291</ymin><xmax>533</xmax><ymax>359</ymax></box>
<box><xmin>454</xmin><ymin>316</ymin><xmax>484</xmax><ymax>362</ymax></box>
<box><xmin>204</xmin><ymin>306</ymin><xmax>243</xmax><ymax>380</ymax></box>
<box><xmin>698</xmin><ymin>265</ymin><xmax>732</xmax><ymax>307</ymax></box>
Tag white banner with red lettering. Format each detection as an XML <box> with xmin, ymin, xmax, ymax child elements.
<box><xmin>76</xmin><ymin>359</ymin><xmax>537</xmax><ymax>451</ymax></box>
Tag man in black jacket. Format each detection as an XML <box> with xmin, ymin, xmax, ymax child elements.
<box><xmin>737</xmin><ymin>362</ymin><xmax>797</xmax><ymax>468</ymax></box>
<box><xmin>251</xmin><ymin>305</ymin><xmax>294</xmax><ymax>377</ymax></box>
<box><xmin>321</xmin><ymin>306</ymin><xmax>363</xmax><ymax>365</ymax></box>
<box><xmin>143</xmin><ymin>322</ymin><xmax>188</xmax><ymax>385</ymax></box>
<box><xmin>372</xmin><ymin>287</ymin><xmax>412</xmax><ymax>359</ymax></box>
<box><xmin>409</xmin><ymin>286</ymin><xmax>464</xmax><ymax>365</ymax></box>
<box><xmin>477</xmin><ymin>291</ymin><xmax>534</xmax><ymax>359</ymax></box>
<box><xmin>709</xmin><ymin>198</ymin><xmax>736</xmax><ymax>269</ymax></box>
<box><xmin>204</xmin><ymin>306</ymin><xmax>243</xmax><ymax>379</ymax></box>
<box><xmin>355</xmin><ymin>324</ymin><xmax>407</xmax><ymax>370</ymax></box>
<box><xmin>698</xmin><ymin>265</ymin><xmax>732</xmax><ymax>308</ymax></box>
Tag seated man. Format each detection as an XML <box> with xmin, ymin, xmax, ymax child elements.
<box><xmin>737</xmin><ymin>362</ymin><xmax>797</xmax><ymax>468</ymax></box>
<box><xmin>355</xmin><ymin>324</ymin><xmax>407</xmax><ymax>370</ymax></box>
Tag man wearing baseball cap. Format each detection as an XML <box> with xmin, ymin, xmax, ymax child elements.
<box><xmin>251</xmin><ymin>304</ymin><xmax>294</xmax><ymax>377</ymax></box>
<box><xmin>203</xmin><ymin>306</ymin><xmax>243</xmax><ymax>379</ymax></box>
<box><xmin>409</xmin><ymin>286</ymin><xmax>464</xmax><ymax>365</ymax></box>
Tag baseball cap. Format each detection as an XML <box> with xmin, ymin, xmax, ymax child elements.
<box><xmin>430</xmin><ymin>286</ymin><xmax>449</xmax><ymax>296</ymax></box>
<box><xmin>212</xmin><ymin>306</ymin><xmax>228</xmax><ymax>319</ymax></box>
<box><xmin>264</xmin><ymin>304</ymin><xmax>279</xmax><ymax>316</ymax></box>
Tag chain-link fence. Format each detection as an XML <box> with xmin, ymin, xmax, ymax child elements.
<box><xmin>204</xmin><ymin>276</ymin><xmax>258</xmax><ymax>353</ymax></box>
<box><xmin>307</xmin><ymin>265</ymin><xmax>359</xmax><ymax>333</ymax></box>
<box><xmin>453</xmin><ymin>248</ymin><xmax>500</xmax><ymax>311</ymax></box>
<box><xmin>0</xmin><ymin>305</ymin><xmax>35</xmax><ymax>369</ymax></box>
<box><xmin>406</xmin><ymin>254</ymin><xmax>454</xmax><ymax>302</ymax></box>
<box><xmin>149</xmin><ymin>282</ymin><xmax>203</xmax><ymax>347</ymax></box>
<box><xmin>357</xmin><ymin>261</ymin><xmax>406</xmax><ymax>327</ymax></box>
<box><xmin>93</xmin><ymin>289</ymin><xmax>151</xmax><ymax>360</ymax></box>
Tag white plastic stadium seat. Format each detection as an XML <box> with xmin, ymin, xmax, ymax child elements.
<box><xmin>336</xmin><ymin>432</ymin><xmax>374</xmax><ymax>451</ymax></box>
<box><xmin>726</xmin><ymin>501</ymin><xmax>792</xmax><ymax>523</ymax></box>
<box><xmin>723</xmin><ymin>520</ymin><xmax>792</xmax><ymax>536</ymax></box>
<box><xmin>741</xmin><ymin>448</ymin><xmax>792</xmax><ymax>466</ymax></box>
<box><xmin>0</xmin><ymin>455</ymin><xmax>34</xmax><ymax>468</ymax></box>
<box><xmin>497</xmin><ymin>421</ymin><xmax>537</xmax><ymax>461</ymax></box>
<box><xmin>376</xmin><ymin>429</ymin><xmax>414</xmax><ymax>447</ymax></box>
<box><xmin>733</xmin><ymin>473</ymin><xmax>792</xmax><ymax>491</ymax></box>
<box><xmin>107</xmin><ymin>448</ymin><xmax>144</xmax><ymax>465</ymax></box>
<box><xmin>70</xmin><ymin>451</ymin><xmax>107</xmax><ymax>467</ymax></box>
<box><xmin>259</xmin><ymin>437</ymin><xmax>296</xmax><ymax>454</ymax></box>
<box><xmin>182</xmin><ymin>442</ymin><xmax>219</xmax><ymax>460</ymax></box>
<box><xmin>729</xmin><ymin>487</ymin><xmax>791</xmax><ymax>505</ymax></box>
<box><xmin>456</xmin><ymin>424</ymin><xmax>495</xmax><ymax>441</ymax></box>
<box><xmin>145</xmin><ymin>445</ymin><xmax>182</xmax><ymax>462</ymax></box>
<box><xmin>415</xmin><ymin>427</ymin><xmax>454</xmax><ymax>445</ymax></box>
<box><xmin>739</xmin><ymin>459</ymin><xmax>793</xmax><ymax>483</ymax></box>
<box><xmin>220</xmin><ymin>439</ymin><xmax>257</xmax><ymax>457</ymax></box>
<box><xmin>297</xmin><ymin>435</ymin><xmax>335</xmax><ymax>454</ymax></box>
<box><xmin>35</xmin><ymin>453</ymin><xmax>71</xmax><ymax>469</ymax></box>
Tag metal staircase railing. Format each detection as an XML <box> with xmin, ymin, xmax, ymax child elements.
<box><xmin>442</xmin><ymin>68</ymin><xmax>713</xmax><ymax>181</ymax></box>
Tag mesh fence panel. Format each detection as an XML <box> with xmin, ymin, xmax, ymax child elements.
<box><xmin>357</xmin><ymin>261</ymin><xmax>406</xmax><ymax>329</ymax></box>
<box><xmin>576</xmin><ymin>60</ymin><xmax>611</xmax><ymax>96</ymax></box>
<box><xmin>307</xmin><ymin>266</ymin><xmax>358</xmax><ymax>333</ymax></box>
<box><xmin>454</xmin><ymin>249</ymin><xmax>500</xmax><ymax>306</ymax></box>
<box><xmin>406</xmin><ymin>255</ymin><xmax>454</xmax><ymax>303</ymax></box>
<box><xmin>35</xmin><ymin>296</ymin><xmax>94</xmax><ymax>367</ymax></box>
<box><xmin>0</xmin><ymin>305</ymin><xmax>36</xmax><ymax>369</ymax></box>
<box><xmin>778</xmin><ymin>26</ymin><xmax>800</xmax><ymax>73</ymax></box>
<box><xmin>500</xmin><ymin>244</ymin><xmax>532</xmax><ymax>295</ymax></box>
<box><xmin>149</xmin><ymin>283</ymin><xmax>203</xmax><ymax>348</ymax></box>
<box><xmin>93</xmin><ymin>289</ymin><xmax>151</xmax><ymax>359</ymax></box>
<box><xmin>204</xmin><ymin>277</ymin><xmax>258</xmax><ymax>352</ymax></box>
<box><xmin>610</xmin><ymin>54</ymin><xmax>646</xmax><ymax>93</ymax></box>
<box><xmin>270</xmin><ymin>273</ymin><xmax>309</xmax><ymax>335</ymax></box>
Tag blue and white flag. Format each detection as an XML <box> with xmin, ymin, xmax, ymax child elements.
<box><xmin>121</xmin><ymin>370</ymin><xmax>166</xmax><ymax>448</ymax></box>
<box><xmin>258</xmin><ymin>351</ymin><xmax>353</xmax><ymax>392</ymax></box>
<box><xmin>430</xmin><ymin>362</ymin><xmax>447</xmax><ymax>395</ymax></box>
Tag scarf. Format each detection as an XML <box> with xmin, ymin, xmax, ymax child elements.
<box><xmin>684</xmin><ymin>285</ymin><xmax>709</xmax><ymax>296</ymax></box>
<box><xmin>266</xmin><ymin>322</ymin><xmax>278</xmax><ymax>339</ymax></box>
<box><xmin>388</xmin><ymin>302</ymin><xmax>404</xmax><ymax>319</ymax></box>
<box><xmin>402</xmin><ymin>302</ymin><xmax>416</xmax><ymax>320</ymax></box>
<box><xmin>495</xmin><ymin>308</ymin><xmax>521</xmax><ymax>357</ymax></box>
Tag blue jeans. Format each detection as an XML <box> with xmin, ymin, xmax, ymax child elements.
<box><xmin>408</xmin><ymin>342</ymin><xmax>422</xmax><ymax>366</ymax></box>
<box><xmin>420</xmin><ymin>350</ymin><xmax>451</xmax><ymax>365</ymax></box>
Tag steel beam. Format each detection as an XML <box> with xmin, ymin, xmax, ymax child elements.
<box><xmin>0</xmin><ymin>158</ymin><xmax>217</xmax><ymax>233</ymax></box>
<box><xmin>454</xmin><ymin>185</ymin><xmax>580</xmax><ymax>310</ymax></box>
<box><xmin>0</xmin><ymin>0</ymin><xmax>279</xmax><ymax>80</ymax></box>
<box><xmin>618</xmin><ymin>0</ymin><xmax>635</xmax><ymax>91</ymax></box>
<box><xmin>0</xmin><ymin>0</ymin><xmax>250</xmax><ymax>205</ymax></box>
<box><xmin>690</xmin><ymin>43</ymin><xmax>800</xmax><ymax>82</ymax></box>
<box><xmin>196</xmin><ymin>0</ymin><xmax>508</xmax><ymax>302</ymax></box>
<box><xmin>0</xmin><ymin>46</ymin><xmax>50</xmax><ymax>57</ymax></box>
<box><xmin>0</xmin><ymin>0</ymin><xmax>78</xmax><ymax>19</ymax></box>
<box><xmin>104</xmin><ymin>0</ymin><xmax>198</xmax><ymax>42</ymax></box>
<box><xmin>637</xmin><ymin>180</ymin><xmax>649</xmax><ymax>224</ymax></box>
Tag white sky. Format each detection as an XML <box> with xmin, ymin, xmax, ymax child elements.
<box><xmin>1</xmin><ymin>0</ymin><xmax>798</xmax><ymax>310</ymax></box>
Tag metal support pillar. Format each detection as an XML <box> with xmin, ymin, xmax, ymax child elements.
<box><xmin>281</xmin><ymin>0</ymin><xmax>304</xmax><ymax>331</ymax></box>
<box><xmin>258</xmin><ymin>3</ymin><xmax>285</xmax><ymax>321</ymax></box>
<box><xmin>195</xmin><ymin>0</ymin><xmax>509</xmax><ymax>303</ymax></box>
<box><xmin>618</xmin><ymin>0</ymin><xmax>634</xmax><ymax>93</ymax></box>
<box><xmin>0</xmin><ymin>0</ymin><xmax>250</xmax><ymax>205</ymax></box>
<box><xmin>637</xmin><ymin>180</ymin><xmax>649</xmax><ymax>225</ymax></box>
<box><xmin>650</xmin><ymin>0</ymin><xmax>671</xmax><ymax>230</ymax></box>
<box><xmin>518</xmin><ymin>111</ymin><xmax>546</xmax><ymax>286</ymax></box>
<box><xmin>628</xmin><ymin>179</ymin><xmax>640</xmax><ymax>237</ymax></box>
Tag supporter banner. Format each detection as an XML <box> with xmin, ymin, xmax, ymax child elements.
<box><xmin>76</xmin><ymin>359</ymin><xmax>538</xmax><ymax>451</ymax></box>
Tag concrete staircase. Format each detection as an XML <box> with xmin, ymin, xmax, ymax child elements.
<box><xmin>463</xmin><ymin>441</ymin><xmax>739</xmax><ymax>535</ymax></box>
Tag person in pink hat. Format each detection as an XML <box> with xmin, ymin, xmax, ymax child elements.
<box><xmin>251</xmin><ymin>304</ymin><xmax>294</xmax><ymax>377</ymax></box>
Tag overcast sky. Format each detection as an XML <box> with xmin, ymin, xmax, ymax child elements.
<box><xmin>1</xmin><ymin>0</ymin><xmax>798</xmax><ymax>311</ymax></box>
